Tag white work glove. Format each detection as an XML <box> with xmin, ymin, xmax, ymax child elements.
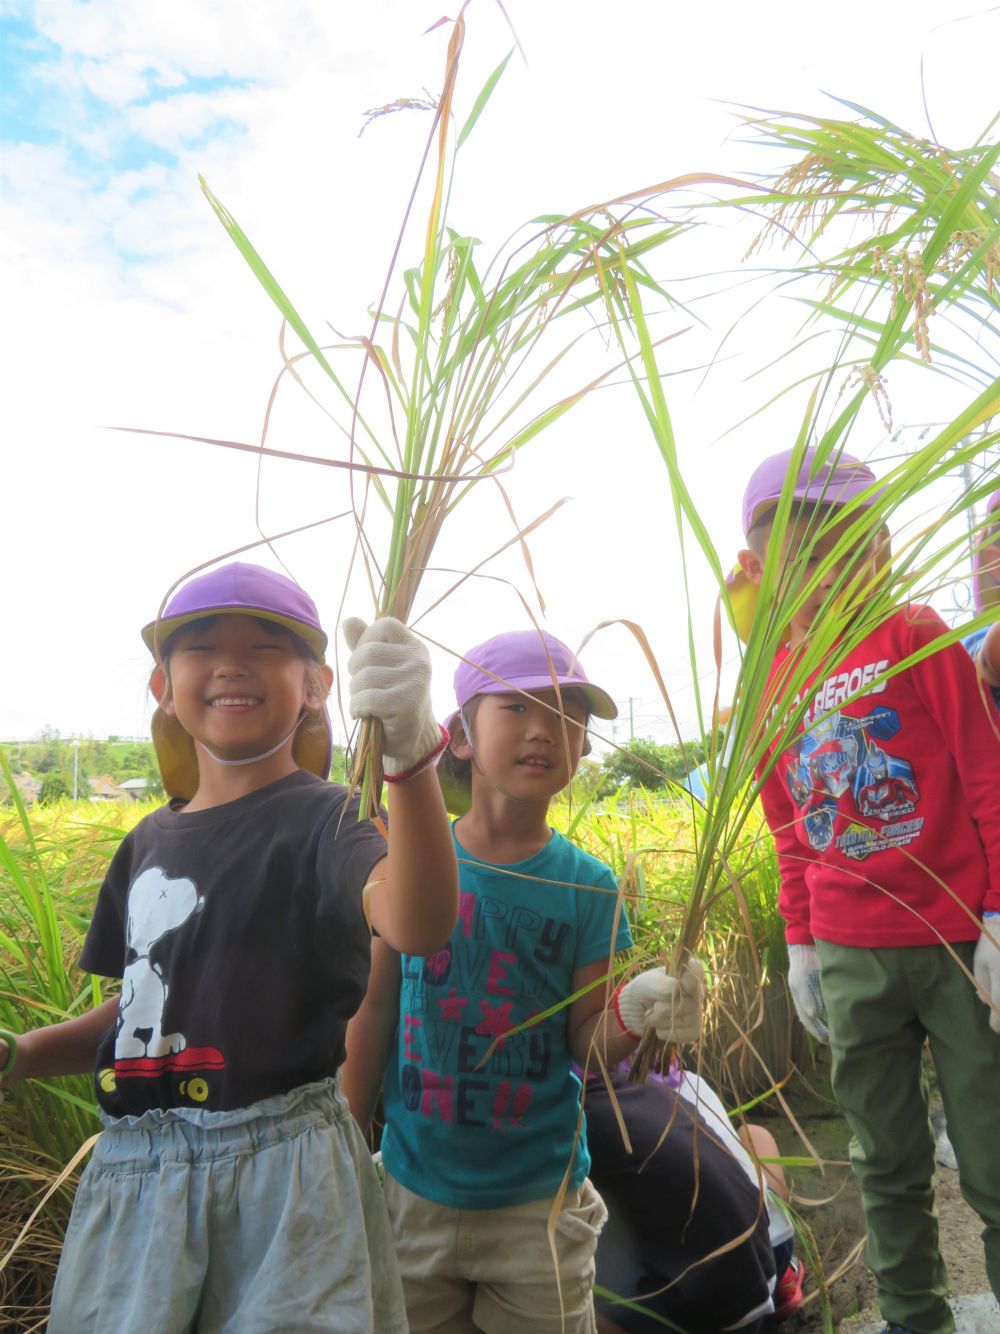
<box><xmin>614</xmin><ymin>960</ymin><xmax>705</xmax><ymax>1044</ymax></box>
<box><xmin>343</xmin><ymin>617</ymin><xmax>443</xmax><ymax>777</ymax></box>
<box><xmin>788</xmin><ymin>944</ymin><xmax>829</xmax><ymax>1042</ymax></box>
<box><xmin>973</xmin><ymin>913</ymin><xmax>1000</xmax><ymax>1035</ymax></box>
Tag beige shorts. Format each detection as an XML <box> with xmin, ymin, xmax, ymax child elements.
<box><xmin>382</xmin><ymin>1170</ymin><xmax>607</xmax><ymax>1334</ymax></box>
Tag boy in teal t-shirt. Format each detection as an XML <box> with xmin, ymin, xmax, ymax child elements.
<box><xmin>342</xmin><ymin>630</ymin><xmax>704</xmax><ymax>1334</ymax></box>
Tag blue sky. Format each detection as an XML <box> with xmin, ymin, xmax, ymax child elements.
<box><xmin>2</xmin><ymin>8</ymin><xmax>250</xmax><ymax>190</ymax></box>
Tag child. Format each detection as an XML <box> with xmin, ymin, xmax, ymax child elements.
<box><xmin>341</xmin><ymin>629</ymin><xmax>705</xmax><ymax>1334</ymax></box>
<box><xmin>0</xmin><ymin>561</ymin><xmax>459</xmax><ymax>1334</ymax></box>
<box><xmin>732</xmin><ymin>450</ymin><xmax>1000</xmax><ymax>1334</ymax></box>
<box><xmin>962</xmin><ymin>486</ymin><xmax>1000</xmax><ymax>708</ymax></box>
<box><xmin>580</xmin><ymin>1057</ymin><xmax>800</xmax><ymax>1334</ymax></box>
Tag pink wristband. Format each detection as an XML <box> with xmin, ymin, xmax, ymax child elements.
<box><xmin>612</xmin><ymin>983</ymin><xmax>642</xmax><ymax>1042</ymax></box>
<box><xmin>384</xmin><ymin>724</ymin><xmax>450</xmax><ymax>785</ymax></box>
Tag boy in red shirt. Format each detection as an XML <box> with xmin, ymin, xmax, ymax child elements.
<box><xmin>731</xmin><ymin>449</ymin><xmax>1000</xmax><ymax>1334</ymax></box>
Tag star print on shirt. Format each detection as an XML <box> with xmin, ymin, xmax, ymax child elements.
<box><xmin>437</xmin><ymin>988</ymin><xmax>469</xmax><ymax>1022</ymax></box>
<box><xmin>476</xmin><ymin>999</ymin><xmax>514</xmax><ymax>1043</ymax></box>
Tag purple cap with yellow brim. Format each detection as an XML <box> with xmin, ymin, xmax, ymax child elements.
<box><xmin>973</xmin><ymin>489</ymin><xmax>1000</xmax><ymax>613</ymax></box>
<box><xmin>143</xmin><ymin>562</ymin><xmax>332</xmax><ymax>800</ymax></box>
<box><xmin>725</xmin><ymin>447</ymin><xmax>881</xmax><ymax>643</ymax></box>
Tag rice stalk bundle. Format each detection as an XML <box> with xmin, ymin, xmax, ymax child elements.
<box><xmin>602</xmin><ymin>109</ymin><xmax>1000</xmax><ymax>1079</ymax></box>
<box><xmin>195</xmin><ymin>14</ymin><xmax>745</xmax><ymax>816</ymax></box>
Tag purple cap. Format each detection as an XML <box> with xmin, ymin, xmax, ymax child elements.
<box><xmin>973</xmin><ymin>489</ymin><xmax>1000</xmax><ymax>612</ymax></box>
<box><xmin>143</xmin><ymin>562</ymin><xmax>332</xmax><ymax>798</ymax></box>
<box><xmin>454</xmin><ymin>630</ymin><xmax>617</xmax><ymax>719</ymax></box>
<box><xmin>142</xmin><ymin>562</ymin><xmax>327</xmax><ymax>663</ymax></box>
<box><xmin>742</xmin><ymin>447</ymin><xmax>878</xmax><ymax>537</ymax></box>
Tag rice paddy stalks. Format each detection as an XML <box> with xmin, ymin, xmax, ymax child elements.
<box><xmin>196</xmin><ymin>13</ymin><xmax>712</xmax><ymax>816</ymax></box>
<box><xmin>598</xmin><ymin>109</ymin><xmax>1000</xmax><ymax>1079</ymax></box>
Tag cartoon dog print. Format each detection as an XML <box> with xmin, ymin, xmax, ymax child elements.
<box><xmin>115</xmin><ymin>867</ymin><xmax>203</xmax><ymax>1060</ymax></box>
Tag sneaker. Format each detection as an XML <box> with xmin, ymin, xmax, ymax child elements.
<box><xmin>772</xmin><ymin>1255</ymin><xmax>805</xmax><ymax>1321</ymax></box>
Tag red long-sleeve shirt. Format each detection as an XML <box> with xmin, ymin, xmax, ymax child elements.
<box><xmin>757</xmin><ymin>605</ymin><xmax>1000</xmax><ymax>948</ymax></box>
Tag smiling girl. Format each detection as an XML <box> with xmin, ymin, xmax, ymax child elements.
<box><xmin>0</xmin><ymin>561</ymin><xmax>458</xmax><ymax>1333</ymax></box>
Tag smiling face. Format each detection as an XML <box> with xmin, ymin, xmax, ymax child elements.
<box><xmin>154</xmin><ymin>613</ymin><xmax>330</xmax><ymax>765</ymax></box>
<box><xmin>452</xmin><ymin>687</ymin><xmax>590</xmax><ymax>806</ymax></box>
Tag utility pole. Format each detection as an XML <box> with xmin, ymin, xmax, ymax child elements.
<box><xmin>628</xmin><ymin>697</ymin><xmax>635</xmax><ymax>740</ymax></box>
<box><xmin>73</xmin><ymin>739</ymin><xmax>80</xmax><ymax>802</ymax></box>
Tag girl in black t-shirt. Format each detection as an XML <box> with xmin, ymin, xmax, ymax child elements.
<box><xmin>0</xmin><ymin>562</ymin><xmax>459</xmax><ymax>1334</ymax></box>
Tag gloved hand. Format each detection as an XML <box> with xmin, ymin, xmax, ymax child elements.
<box><xmin>788</xmin><ymin>944</ymin><xmax>829</xmax><ymax>1042</ymax></box>
<box><xmin>343</xmin><ymin>617</ymin><xmax>444</xmax><ymax>777</ymax></box>
<box><xmin>614</xmin><ymin>960</ymin><xmax>704</xmax><ymax>1043</ymax></box>
<box><xmin>973</xmin><ymin>913</ymin><xmax>1000</xmax><ymax>1035</ymax></box>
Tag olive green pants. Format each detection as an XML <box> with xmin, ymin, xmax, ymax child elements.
<box><xmin>816</xmin><ymin>939</ymin><xmax>1000</xmax><ymax>1334</ymax></box>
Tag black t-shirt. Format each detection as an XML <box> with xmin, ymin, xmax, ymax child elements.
<box><xmin>81</xmin><ymin>771</ymin><xmax>386</xmax><ymax>1116</ymax></box>
<box><xmin>585</xmin><ymin>1069</ymin><xmax>776</xmax><ymax>1334</ymax></box>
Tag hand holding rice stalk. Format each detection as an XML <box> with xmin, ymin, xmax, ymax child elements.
<box><xmin>197</xmin><ymin>12</ymin><xmax>724</xmax><ymax>816</ymax></box>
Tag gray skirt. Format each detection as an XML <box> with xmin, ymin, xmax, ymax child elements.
<box><xmin>49</xmin><ymin>1078</ymin><xmax>407</xmax><ymax>1333</ymax></box>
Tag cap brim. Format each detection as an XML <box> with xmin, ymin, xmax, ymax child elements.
<box><xmin>142</xmin><ymin>608</ymin><xmax>327</xmax><ymax>663</ymax></box>
<box><xmin>724</xmin><ymin>567</ymin><xmax>759</xmax><ymax>644</ymax></box>
<box><xmin>151</xmin><ymin>706</ymin><xmax>333</xmax><ymax>800</ymax></box>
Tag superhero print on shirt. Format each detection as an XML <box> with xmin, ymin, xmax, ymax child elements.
<box><xmin>785</xmin><ymin>705</ymin><xmax>923</xmax><ymax>861</ymax></box>
<box><xmin>96</xmin><ymin>866</ymin><xmax>225</xmax><ymax>1106</ymax></box>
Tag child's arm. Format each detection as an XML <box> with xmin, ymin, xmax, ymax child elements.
<box><xmin>566</xmin><ymin>959</ymin><xmax>636</xmax><ymax>1069</ymax></box>
<box><xmin>566</xmin><ymin>957</ymin><xmax>704</xmax><ymax>1068</ymax></box>
<box><xmin>757</xmin><ymin>766</ymin><xmax>829</xmax><ymax>1039</ymax></box>
<box><xmin>341</xmin><ymin>939</ymin><xmax>402</xmax><ymax>1136</ymax></box>
<box><xmin>344</xmin><ymin>617</ymin><xmax>459</xmax><ymax>956</ymax></box>
<box><xmin>0</xmin><ymin>996</ymin><xmax>118</xmax><ymax>1085</ymax></box>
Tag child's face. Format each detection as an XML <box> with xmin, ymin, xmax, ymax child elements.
<box><xmin>156</xmin><ymin>614</ymin><xmax>330</xmax><ymax>762</ymax></box>
<box><xmin>739</xmin><ymin>511</ymin><xmax>880</xmax><ymax>643</ymax></box>
<box><xmin>453</xmin><ymin>688</ymin><xmax>589</xmax><ymax>803</ymax></box>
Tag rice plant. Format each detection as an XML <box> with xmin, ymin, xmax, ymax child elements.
<box><xmin>600</xmin><ymin>106</ymin><xmax>1000</xmax><ymax>1077</ymax></box>
<box><xmin>0</xmin><ymin>762</ymin><xmax>147</xmax><ymax>1324</ymax></box>
<box><xmin>192</xmin><ymin>12</ymin><xmax>713</xmax><ymax>816</ymax></box>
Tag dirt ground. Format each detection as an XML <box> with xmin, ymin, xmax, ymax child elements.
<box><xmin>772</xmin><ymin>1051</ymin><xmax>989</xmax><ymax>1331</ymax></box>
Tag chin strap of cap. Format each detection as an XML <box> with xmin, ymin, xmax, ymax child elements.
<box><xmin>196</xmin><ymin>713</ymin><xmax>304</xmax><ymax>768</ymax></box>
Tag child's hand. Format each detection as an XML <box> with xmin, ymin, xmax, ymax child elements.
<box><xmin>787</xmin><ymin>944</ymin><xmax>829</xmax><ymax>1042</ymax></box>
<box><xmin>343</xmin><ymin>618</ymin><xmax>444</xmax><ymax>777</ymax></box>
<box><xmin>973</xmin><ymin>914</ymin><xmax>1000</xmax><ymax>1034</ymax></box>
<box><xmin>614</xmin><ymin>960</ymin><xmax>704</xmax><ymax>1043</ymax></box>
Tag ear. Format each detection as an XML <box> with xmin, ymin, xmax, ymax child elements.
<box><xmin>448</xmin><ymin>714</ymin><xmax>474</xmax><ymax>762</ymax></box>
<box><xmin>305</xmin><ymin>664</ymin><xmax>334</xmax><ymax>710</ymax></box>
<box><xmin>737</xmin><ymin>546</ymin><xmax>764</xmax><ymax>587</ymax></box>
<box><xmin>149</xmin><ymin>666</ymin><xmax>175</xmax><ymax>715</ymax></box>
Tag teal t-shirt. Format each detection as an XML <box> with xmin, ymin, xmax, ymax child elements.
<box><xmin>380</xmin><ymin>825</ymin><xmax>633</xmax><ymax>1209</ymax></box>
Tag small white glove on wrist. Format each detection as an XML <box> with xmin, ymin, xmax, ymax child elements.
<box><xmin>615</xmin><ymin>960</ymin><xmax>704</xmax><ymax>1043</ymax></box>
<box><xmin>973</xmin><ymin>913</ymin><xmax>1000</xmax><ymax>1035</ymax></box>
<box><xmin>343</xmin><ymin>617</ymin><xmax>441</xmax><ymax>775</ymax></box>
<box><xmin>788</xmin><ymin>944</ymin><xmax>829</xmax><ymax>1042</ymax></box>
